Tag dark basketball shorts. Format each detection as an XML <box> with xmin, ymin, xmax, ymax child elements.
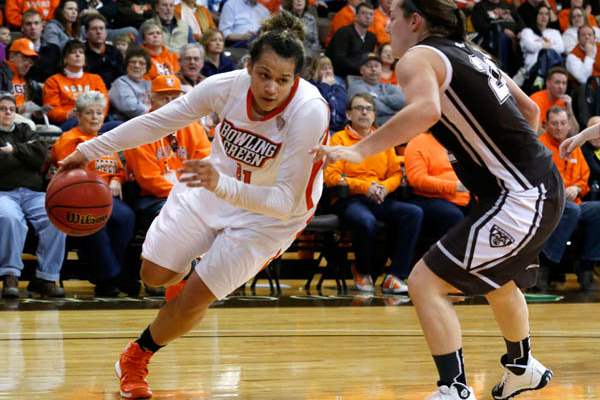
<box><xmin>424</xmin><ymin>167</ymin><xmax>565</xmax><ymax>295</ymax></box>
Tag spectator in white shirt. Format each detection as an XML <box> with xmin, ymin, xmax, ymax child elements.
<box><xmin>562</xmin><ymin>7</ymin><xmax>600</xmax><ymax>53</ymax></box>
<box><xmin>519</xmin><ymin>5</ymin><xmax>564</xmax><ymax>73</ymax></box>
<box><xmin>566</xmin><ymin>25</ymin><xmax>600</xmax><ymax>84</ymax></box>
<box><xmin>218</xmin><ymin>0</ymin><xmax>269</xmax><ymax>48</ymax></box>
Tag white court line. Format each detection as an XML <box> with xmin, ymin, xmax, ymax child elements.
<box><xmin>2</xmin><ymin>328</ymin><xmax>600</xmax><ymax>340</ymax></box>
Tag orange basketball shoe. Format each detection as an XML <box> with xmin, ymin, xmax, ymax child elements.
<box><xmin>115</xmin><ymin>341</ymin><xmax>154</xmax><ymax>399</ymax></box>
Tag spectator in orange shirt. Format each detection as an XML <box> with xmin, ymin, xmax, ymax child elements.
<box><xmin>370</xmin><ymin>0</ymin><xmax>390</xmax><ymax>46</ymax></box>
<box><xmin>529</xmin><ymin>67</ymin><xmax>578</xmax><ymax>133</ymax></box>
<box><xmin>52</xmin><ymin>91</ymin><xmax>136</xmax><ymax>297</ymax></box>
<box><xmin>0</xmin><ymin>38</ymin><xmax>43</xmax><ymax>110</ymax></box>
<box><xmin>404</xmin><ymin>132</ymin><xmax>470</xmax><ymax>259</ymax></box>
<box><xmin>140</xmin><ymin>19</ymin><xmax>181</xmax><ymax>81</ymax></box>
<box><xmin>5</xmin><ymin>0</ymin><xmax>60</xmax><ymax>29</ymax></box>
<box><xmin>324</xmin><ymin>93</ymin><xmax>423</xmax><ymax>294</ymax></box>
<box><xmin>42</xmin><ymin>40</ymin><xmax>112</xmax><ymax>130</ymax></box>
<box><xmin>124</xmin><ymin>75</ymin><xmax>211</xmax><ymax>223</ymax></box>
<box><xmin>537</xmin><ymin>106</ymin><xmax>600</xmax><ymax>291</ymax></box>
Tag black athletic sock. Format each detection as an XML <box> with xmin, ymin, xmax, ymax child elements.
<box><xmin>136</xmin><ymin>326</ymin><xmax>164</xmax><ymax>353</ymax></box>
<box><xmin>503</xmin><ymin>336</ymin><xmax>530</xmax><ymax>375</ymax></box>
<box><xmin>433</xmin><ymin>348</ymin><xmax>467</xmax><ymax>388</ymax></box>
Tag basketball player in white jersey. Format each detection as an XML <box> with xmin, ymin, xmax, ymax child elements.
<box><xmin>58</xmin><ymin>12</ymin><xmax>329</xmax><ymax>399</ymax></box>
<box><xmin>313</xmin><ymin>0</ymin><xmax>564</xmax><ymax>399</ymax></box>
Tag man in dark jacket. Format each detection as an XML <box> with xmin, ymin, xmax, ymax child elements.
<box><xmin>326</xmin><ymin>2</ymin><xmax>377</xmax><ymax>78</ymax></box>
<box><xmin>0</xmin><ymin>94</ymin><xmax>66</xmax><ymax>298</ymax></box>
<box><xmin>84</xmin><ymin>14</ymin><xmax>125</xmax><ymax>88</ymax></box>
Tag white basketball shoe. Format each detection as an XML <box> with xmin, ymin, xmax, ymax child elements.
<box><xmin>491</xmin><ymin>355</ymin><xmax>553</xmax><ymax>399</ymax></box>
<box><xmin>426</xmin><ymin>382</ymin><xmax>476</xmax><ymax>400</ymax></box>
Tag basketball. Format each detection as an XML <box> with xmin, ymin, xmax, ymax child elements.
<box><xmin>45</xmin><ymin>168</ymin><xmax>113</xmax><ymax>236</ymax></box>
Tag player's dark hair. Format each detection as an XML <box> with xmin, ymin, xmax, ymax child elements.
<box><xmin>249</xmin><ymin>11</ymin><xmax>305</xmax><ymax>75</ymax></box>
<box><xmin>400</xmin><ymin>0</ymin><xmax>466</xmax><ymax>41</ymax></box>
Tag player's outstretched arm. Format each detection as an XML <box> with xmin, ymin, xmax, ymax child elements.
<box><xmin>503</xmin><ymin>71</ymin><xmax>540</xmax><ymax>132</ymax></box>
<box><xmin>76</xmin><ymin>72</ymin><xmax>235</xmax><ymax>161</ymax></box>
<box><xmin>560</xmin><ymin>122</ymin><xmax>600</xmax><ymax>158</ymax></box>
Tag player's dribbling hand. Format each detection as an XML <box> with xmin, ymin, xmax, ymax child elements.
<box><xmin>310</xmin><ymin>144</ymin><xmax>364</xmax><ymax>166</ymax></box>
<box><xmin>57</xmin><ymin>150</ymin><xmax>89</xmax><ymax>174</ymax></box>
<box><xmin>178</xmin><ymin>159</ymin><xmax>220</xmax><ymax>191</ymax></box>
<box><xmin>109</xmin><ymin>179</ymin><xmax>123</xmax><ymax>199</ymax></box>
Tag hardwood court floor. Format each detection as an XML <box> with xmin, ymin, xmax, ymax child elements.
<box><xmin>1</xmin><ymin>299</ymin><xmax>600</xmax><ymax>399</ymax></box>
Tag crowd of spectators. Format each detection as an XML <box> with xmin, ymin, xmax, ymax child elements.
<box><xmin>1</xmin><ymin>0</ymin><xmax>600</xmax><ymax>298</ymax></box>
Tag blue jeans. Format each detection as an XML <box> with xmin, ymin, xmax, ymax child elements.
<box><xmin>76</xmin><ymin>198</ymin><xmax>135</xmax><ymax>281</ymax></box>
<box><xmin>0</xmin><ymin>188</ymin><xmax>66</xmax><ymax>281</ymax></box>
<box><xmin>407</xmin><ymin>196</ymin><xmax>466</xmax><ymax>252</ymax></box>
<box><xmin>342</xmin><ymin>195</ymin><xmax>423</xmax><ymax>279</ymax></box>
<box><xmin>542</xmin><ymin>200</ymin><xmax>600</xmax><ymax>263</ymax></box>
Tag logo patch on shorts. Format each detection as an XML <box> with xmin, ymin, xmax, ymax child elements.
<box><xmin>489</xmin><ymin>224</ymin><xmax>515</xmax><ymax>248</ymax></box>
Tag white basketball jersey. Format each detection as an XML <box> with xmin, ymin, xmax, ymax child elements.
<box><xmin>77</xmin><ymin>69</ymin><xmax>329</xmax><ymax>232</ymax></box>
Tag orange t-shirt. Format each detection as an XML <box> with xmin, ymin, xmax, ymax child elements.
<box><xmin>539</xmin><ymin>131</ymin><xmax>589</xmax><ymax>203</ymax></box>
<box><xmin>324</xmin><ymin>126</ymin><xmax>402</xmax><ymax>195</ymax></box>
<box><xmin>404</xmin><ymin>133</ymin><xmax>470</xmax><ymax>207</ymax></box>
<box><xmin>371</xmin><ymin>7</ymin><xmax>390</xmax><ymax>46</ymax></box>
<box><xmin>42</xmin><ymin>72</ymin><xmax>109</xmax><ymax>123</ymax></box>
<box><xmin>529</xmin><ymin>89</ymin><xmax>566</xmax><ymax>127</ymax></box>
<box><xmin>51</xmin><ymin>126</ymin><xmax>126</xmax><ymax>185</ymax></box>
<box><xmin>143</xmin><ymin>45</ymin><xmax>181</xmax><ymax>81</ymax></box>
<box><xmin>123</xmin><ymin>122</ymin><xmax>211</xmax><ymax>198</ymax></box>
<box><xmin>6</xmin><ymin>60</ymin><xmax>26</xmax><ymax>108</ymax></box>
<box><xmin>5</xmin><ymin>0</ymin><xmax>59</xmax><ymax>28</ymax></box>
<box><xmin>379</xmin><ymin>70</ymin><xmax>397</xmax><ymax>85</ymax></box>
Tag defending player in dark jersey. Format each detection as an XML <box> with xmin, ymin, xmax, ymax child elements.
<box><xmin>313</xmin><ymin>0</ymin><xmax>563</xmax><ymax>399</ymax></box>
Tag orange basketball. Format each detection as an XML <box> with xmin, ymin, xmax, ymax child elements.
<box><xmin>45</xmin><ymin>169</ymin><xmax>113</xmax><ymax>236</ymax></box>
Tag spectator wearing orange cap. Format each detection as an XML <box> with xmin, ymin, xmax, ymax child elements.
<box><xmin>124</xmin><ymin>75</ymin><xmax>211</xmax><ymax>224</ymax></box>
<box><xmin>0</xmin><ymin>38</ymin><xmax>43</xmax><ymax>110</ymax></box>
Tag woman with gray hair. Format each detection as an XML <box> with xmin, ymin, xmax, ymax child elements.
<box><xmin>51</xmin><ymin>91</ymin><xmax>137</xmax><ymax>297</ymax></box>
<box><xmin>140</xmin><ymin>19</ymin><xmax>180</xmax><ymax>80</ymax></box>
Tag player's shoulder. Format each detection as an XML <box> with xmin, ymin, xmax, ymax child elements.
<box><xmin>293</xmin><ymin>78</ymin><xmax>327</xmax><ymax>109</ymax></box>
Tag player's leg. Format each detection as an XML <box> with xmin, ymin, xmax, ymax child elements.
<box><xmin>116</xmin><ymin>222</ymin><xmax>292</xmax><ymax>399</ymax></box>
<box><xmin>486</xmin><ymin>280</ymin><xmax>553</xmax><ymax>400</ymax></box>
<box><xmin>407</xmin><ymin>259</ymin><xmax>476</xmax><ymax>400</ymax></box>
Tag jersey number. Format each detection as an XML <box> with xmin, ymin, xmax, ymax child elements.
<box><xmin>469</xmin><ymin>54</ymin><xmax>510</xmax><ymax>105</ymax></box>
<box><xmin>236</xmin><ymin>163</ymin><xmax>252</xmax><ymax>183</ymax></box>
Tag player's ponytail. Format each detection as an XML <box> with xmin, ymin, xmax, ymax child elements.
<box><xmin>249</xmin><ymin>11</ymin><xmax>305</xmax><ymax>74</ymax></box>
<box><xmin>401</xmin><ymin>0</ymin><xmax>466</xmax><ymax>41</ymax></box>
